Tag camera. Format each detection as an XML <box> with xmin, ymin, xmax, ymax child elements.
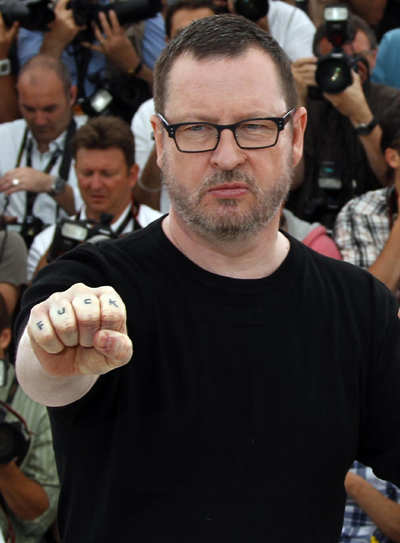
<box><xmin>0</xmin><ymin>401</ymin><xmax>30</xmax><ymax>465</ymax></box>
<box><xmin>232</xmin><ymin>0</ymin><xmax>268</xmax><ymax>22</ymax></box>
<box><xmin>47</xmin><ymin>213</ymin><xmax>118</xmax><ymax>263</ymax></box>
<box><xmin>315</xmin><ymin>5</ymin><xmax>358</xmax><ymax>94</ymax></box>
<box><xmin>0</xmin><ymin>0</ymin><xmax>162</xmax><ymax>32</ymax></box>
<box><xmin>0</xmin><ymin>215</ymin><xmax>44</xmax><ymax>249</ymax></box>
<box><xmin>83</xmin><ymin>68</ymin><xmax>152</xmax><ymax>124</ymax></box>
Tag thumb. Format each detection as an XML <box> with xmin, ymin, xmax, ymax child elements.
<box><xmin>94</xmin><ymin>329</ymin><xmax>133</xmax><ymax>368</ymax></box>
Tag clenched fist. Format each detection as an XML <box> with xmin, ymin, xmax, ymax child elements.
<box><xmin>27</xmin><ymin>283</ymin><xmax>133</xmax><ymax>378</ymax></box>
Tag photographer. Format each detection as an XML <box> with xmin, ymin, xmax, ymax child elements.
<box><xmin>0</xmin><ymin>55</ymin><xmax>85</xmax><ymax>247</ymax></box>
<box><xmin>288</xmin><ymin>11</ymin><xmax>400</xmax><ymax>231</ymax></box>
<box><xmin>18</xmin><ymin>0</ymin><xmax>157</xmax><ymax>119</ymax></box>
<box><xmin>27</xmin><ymin>116</ymin><xmax>161</xmax><ymax>281</ymax></box>
<box><xmin>0</xmin><ymin>292</ymin><xmax>59</xmax><ymax>543</ymax></box>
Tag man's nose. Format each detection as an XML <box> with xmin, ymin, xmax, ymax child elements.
<box><xmin>34</xmin><ymin>112</ymin><xmax>47</xmax><ymax>126</ymax></box>
<box><xmin>210</xmin><ymin>128</ymin><xmax>246</xmax><ymax>171</ymax></box>
<box><xmin>90</xmin><ymin>173</ymin><xmax>104</xmax><ymax>189</ymax></box>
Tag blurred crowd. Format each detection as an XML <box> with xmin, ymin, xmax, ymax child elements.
<box><xmin>0</xmin><ymin>0</ymin><xmax>399</xmax><ymax>541</ymax></box>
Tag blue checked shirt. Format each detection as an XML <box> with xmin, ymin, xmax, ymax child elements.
<box><xmin>341</xmin><ymin>462</ymin><xmax>399</xmax><ymax>543</ymax></box>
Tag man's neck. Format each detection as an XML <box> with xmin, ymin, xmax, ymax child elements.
<box><xmin>162</xmin><ymin>210</ymin><xmax>290</xmax><ymax>280</ymax></box>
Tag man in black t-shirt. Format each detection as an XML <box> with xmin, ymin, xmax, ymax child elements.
<box><xmin>14</xmin><ymin>14</ymin><xmax>400</xmax><ymax>543</ymax></box>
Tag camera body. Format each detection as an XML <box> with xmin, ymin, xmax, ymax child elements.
<box><xmin>47</xmin><ymin>213</ymin><xmax>118</xmax><ymax>263</ymax></box>
<box><xmin>0</xmin><ymin>0</ymin><xmax>162</xmax><ymax>32</ymax></box>
<box><xmin>0</xmin><ymin>215</ymin><xmax>44</xmax><ymax>249</ymax></box>
<box><xmin>315</xmin><ymin>5</ymin><xmax>357</xmax><ymax>94</ymax></box>
<box><xmin>84</xmin><ymin>68</ymin><xmax>152</xmax><ymax>124</ymax></box>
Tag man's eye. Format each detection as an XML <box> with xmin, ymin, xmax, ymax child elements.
<box><xmin>183</xmin><ymin>124</ymin><xmax>208</xmax><ymax>133</ymax></box>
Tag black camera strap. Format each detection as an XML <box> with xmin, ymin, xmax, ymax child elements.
<box><xmin>16</xmin><ymin>118</ymin><xmax>77</xmax><ymax>221</ymax></box>
<box><xmin>77</xmin><ymin>200</ymin><xmax>142</xmax><ymax>236</ymax></box>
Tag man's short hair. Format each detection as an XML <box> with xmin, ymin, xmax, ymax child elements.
<box><xmin>70</xmin><ymin>116</ymin><xmax>136</xmax><ymax>170</ymax></box>
<box><xmin>165</xmin><ymin>0</ymin><xmax>218</xmax><ymax>39</ymax></box>
<box><xmin>313</xmin><ymin>13</ymin><xmax>378</xmax><ymax>57</ymax></box>
<box><xmin>153</xmin><ymin>14</ymin><xmax>298</xmax><ymax>115</ymax></box>
<box><xmin>18</xmin><ymin>54</ymin><xmax>73</xmax><ymax>99</ymax></box>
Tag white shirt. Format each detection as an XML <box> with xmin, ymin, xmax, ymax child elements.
<box><xmin>27</xmin><ymin>202</ymin><xmax>162</xmax><ymax>281</ymax></box>
<box><xmin>268</xmin><ymin>1</ymin><xmax>315</xmax><ymax>62</ymax></box>
<box><xmin>0</xmin><ymin>117</ymin><xmax>86</xmax><ymax>226</ymax></box>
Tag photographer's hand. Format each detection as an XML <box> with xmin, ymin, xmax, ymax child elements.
<box><xmin>323</xmin><ymin>70</ymin><xmax>370</xmax><ymax>121</ymax></box>
<box><xmin>0</xmin><ymin>168</ymin><xmax>55</xmax><ymax>195</ymax></box>
<box><xmin>0</xmin><ymin>168</ymin><xmax>76</xmax><ymax>215</ymax></box>
<box><xmin>82</xmin><ymin>11</ymin><xmax>153</xmax><ymax>89</ymax></box>
<box><xmin>291</xmin><ymin>57</ymin><xmax>317</xmax><ymax>108</ymax></box>
<box><xmin>0</xmin><ymin>13</ymin><xmax>18</xmax><ymax>61</ymax></box>
<box><xmin>40</xmin><ymin>0</ymin><xmax>86</xmax><ymax>57</ymax></box>
<box><xmin>324</xmin><ymin>70</ymin><xmax>387</xmax><ymax>186</ymax></box>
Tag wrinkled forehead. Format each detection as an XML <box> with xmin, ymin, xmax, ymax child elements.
<box><xmin>163</xmin><ymin>48</ymin><xmax>286</xmax><ymax>116</ymax></box>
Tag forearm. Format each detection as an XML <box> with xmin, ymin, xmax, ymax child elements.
<box><xmin>350</xmin><ymin>109</ymin><xmax>387</xmax><ymax>185</ymax></box>
<box><xmin>52</xmin><ymin>184</ymin><xmax>76</xmax><ymax>216</ymax></box>
<box><xmin>357</xmin><ymin>125</ymin><xmax>388</xmax><ymax>186</ymax></box>
<box><xmin>0</xmin><ymin>463</ymin><xmax>49</xmax><ymax>521</ymax></box>
<box><xmin>39</xmin><ymin>34</ymin><xmax>66</xmax><ymax>58</ymax></box>
<box><xmin>345</xmin><ymin>473</ymin><xmax>400</xmax><ymax>542</ymax></box>
<box><xmin>16</xmin><ymin>328</ymin><xmax>98</xmax><ymax>407</ymax></box>
<box><xmin>0</xmin><ymin>77</ymin><xmax>20</xmax><ymax>123</ymax></box>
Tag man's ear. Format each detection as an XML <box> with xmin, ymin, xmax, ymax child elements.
<box><xmin>69</xmin><ymin>85</ymin><xmax>78</xmax><ymax>106</ymax></box>
<box><xmin>0</xmin><ymin>327</ymin><xmax>11</xmax><ymax>352</ymax></box>
<box><xmin>128</xmin><ymin>163</ymin><xmax>140</xmax><ymax>188</ymax></box>
<box><xmin>385</xmin><ymin>147</ymin><xmax>400</xmax><ymax>169</ymax></box>
<box><xmin>291</xmin><ymin>107</ymin><xmax>307</xmax><ymax>168</ymax></box>
<box><xmin>150</xmin><ymin>114</ymin><xmax>165</xmax><ymax>169</ymax></box>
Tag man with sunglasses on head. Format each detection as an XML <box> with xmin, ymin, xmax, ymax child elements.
<box><xmin>15</xmin><ymin>14</ymin><xmax>400</xmax><ymax>543</ymax></box>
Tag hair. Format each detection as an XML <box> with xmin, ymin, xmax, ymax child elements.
<box><xmin>70</xmin><ymin>116</ymin><xmax>136</xmax><ymax>169</ymax></box>
<box><xmin>18</xmin><ymin>54</ymin><xmax>73</xmax><ymax>98</ymax></box>
<box><xmin>165</xmin><ymin>0</ymin><xmax>218</xmax><ymax>39</ymax></box>
<box><xmin>153</xmin><ymin>14</ymin><xmax>298</xmax><ymax>115</ymax></box>
<box><xmin>0</xmin><ymin>292</ymin><xmax>10</xmax><ymax>334</ymax></box>
<box><xmin>313</xmin><ymin>13</ymin><xmax>378</xmax><ymax>57</ymax></box>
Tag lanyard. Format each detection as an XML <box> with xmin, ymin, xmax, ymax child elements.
<box><xmin>15</xmin><ymin>119</ymin><xmax>77</xmax><ymax>220</ymax></box>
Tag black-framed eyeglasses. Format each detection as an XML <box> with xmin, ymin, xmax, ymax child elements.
<box><xmin>157</xmin><ymin>109</ymin><xmax>295</xmax><ymax>153</ymax></box>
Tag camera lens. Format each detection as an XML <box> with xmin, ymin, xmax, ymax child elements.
<box><xmin>316</xmin><ymin>56</ymin><xmax>353</xmax><ymax>94</ymax></box>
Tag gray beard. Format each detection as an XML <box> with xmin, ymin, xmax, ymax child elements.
<box><xmin>162</xmin><ymin>157</ymin><xmax>293</xmax><ymax>244</ymax></box>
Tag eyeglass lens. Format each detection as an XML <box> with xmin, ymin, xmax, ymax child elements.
<box><xmin>175</xmin><ymin>119</ymin><xmax>279</xmax><ymax>152</ymax></box>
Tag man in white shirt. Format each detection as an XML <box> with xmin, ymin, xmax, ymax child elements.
<box><xmin>28</xmin><ymin>116</ymin><xmax>161</xmax><ymax>281</ymax></box>
<box><xmin>0</xmin><ymin>55</ymin><xmax>85</xmax><ymax>238</ymax></box>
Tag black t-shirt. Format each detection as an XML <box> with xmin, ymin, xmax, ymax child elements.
<box><xmin>16</xmin><ymin>218</ymin><xmax>400</xmax><ymax>543</ymax></box>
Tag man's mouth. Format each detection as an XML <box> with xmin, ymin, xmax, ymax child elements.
<box><xmin>206</xmin><ymin>183</ymin><xmax>250</xmax><ymax>198</ymax></box>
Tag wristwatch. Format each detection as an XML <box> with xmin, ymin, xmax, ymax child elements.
<box><xmin>354</xmin><ymin>117</ymin><xmax>377</xmax><ymax>136</ymax></box>
<box><xmin>48</xmin><ymin>177</ymin><xmax>66</xmax><ymax>197</ymax></box>
<box><xmin>0</xmin><ymin>59</ymin><xmax>11</xmax><ymax>77</ymax></box>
